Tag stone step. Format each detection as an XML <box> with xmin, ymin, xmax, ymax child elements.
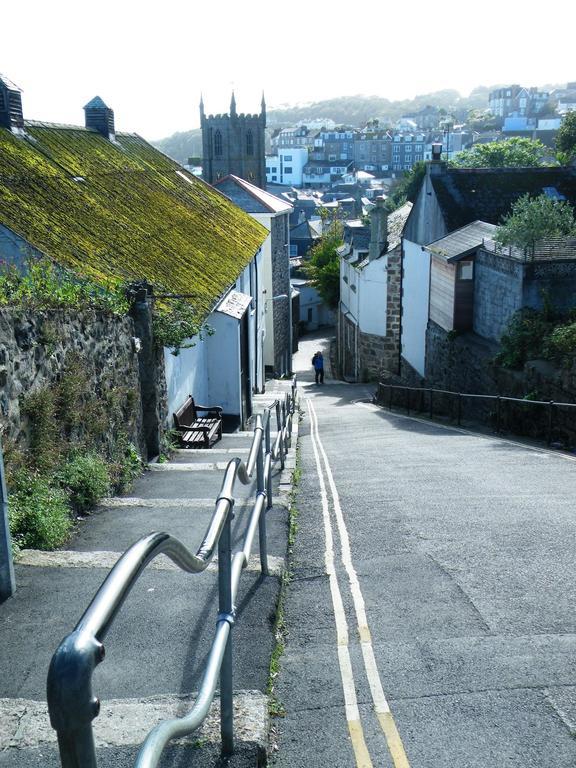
<box><xmin>0</xmin><ymin>691</ymin><xmax>267</xmax><ymax>767</ymax></box>
<box><xmin>17</xmin><ymin>549</ymin><xmax>285</xmax><ymax>576</ymax></box>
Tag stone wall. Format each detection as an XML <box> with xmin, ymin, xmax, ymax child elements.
<box><xmin>424</xmin><ymin>319</ymin><xmax>576</xmax><ymax>444</ymax></box>
<box><xmin>271</xmin><ymin>213</ymin><xmax>291</xmax><ymax>375</ymax></box>
<box><xmin>0</xmin><ymin>307</ymin><xmax>146</xmax><ymax>458</ymax></box>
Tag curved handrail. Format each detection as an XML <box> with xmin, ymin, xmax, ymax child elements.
<box><xmin>47</xmin><ymin>379</ymin><xmax>298</xmax><ymax>768</ymax></box>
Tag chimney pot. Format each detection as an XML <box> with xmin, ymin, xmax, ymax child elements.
<box><xmin>84</xmin><ymin>96</ymin><xmax>115</xmax><ymax>140</ymax></box>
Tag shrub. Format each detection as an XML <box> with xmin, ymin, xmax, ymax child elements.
<box><xmin>109</xmin><ymin>437</ymin><xmax>143</xmax><ymax>492</ymax></box>
<box><xmin>8</xmin><ymin>473</ymin><xmax>72</xmax><ymax>551</ymax></box>
<box><xmin>58</xmin><ymin>452</ymin><xmax>110</xmax><ymax>512</ymax></box>
<box><xmin>496</xmin><ymin>308</ymin><xmax>552</xmax><ymax>369</ymax></box>
<box><xmin>546</xmin><ymin>322</ymin><xmax>576</xmax><ymax>360</ymax></box>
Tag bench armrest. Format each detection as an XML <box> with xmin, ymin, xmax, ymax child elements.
<box><xmin>194</xmin><ymin>405</ymin><xmax>223</xmax><ymax>416</ymax></box>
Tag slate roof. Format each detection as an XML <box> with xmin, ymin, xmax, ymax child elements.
<box><xmin>0</xmin><ymin>74</ymin><xmax>22</xmax><ymax>92</ymax></box>
<box><xmin>83</xmin><ymin>96</ymin><xmax>109</xmax><ymax>110</ymax></box>
<box><xmin>290</xmin><ymin>220</ymin><xmax>321</xmax><ymax>241</ymax></box>
<box><xmin>0</xmin><ymin>123</ymin><xmax>267</xmax><ymax>319</ymax></box>
<box><xmin>386</xmin><ymin>202</ymin><xmax>413</xmax><ymax>252</ymax></box>
<box><xmin>425</xmin><ymin>221</ymin><xmax>498</xmax><ymax>262</ymax></box>
<box><xmin>214</xmin><ymin>174</ymin><xmax>292</xmax><ymax>215</ymax></box>
<box><xmin>431</xmin><ymin>167</ymin><xmax>576</xmax><ymax>231</ymax></box>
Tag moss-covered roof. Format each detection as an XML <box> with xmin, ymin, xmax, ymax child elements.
<box><xmin>0</xmin><ymin>123</ymin><xmax>267</xmax><ymax>317</ymax></box>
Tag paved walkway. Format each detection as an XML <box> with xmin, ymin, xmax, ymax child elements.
<box><xmin>0</xmin><ymin>382</ymin><xmax>297</xmax><ymax>768</ymax></box>
<box><xmin>272</xmin><ymin>330</ymin><xmax>576</xmax><ymax>768</ymax></box>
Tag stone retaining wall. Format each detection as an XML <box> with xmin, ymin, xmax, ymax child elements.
<box><xmin>0</xmin><ymin>308</ymin><xmax>146</xmax><ymax>457</ymax></box>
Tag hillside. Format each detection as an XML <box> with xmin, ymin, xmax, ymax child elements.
<box><xmin>148</xmin><ymin>86</ymin><xmax>515</xmax><ymax>164</ymax></box>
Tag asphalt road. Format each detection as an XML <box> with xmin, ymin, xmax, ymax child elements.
<box><xmin>273</xmin><ymin>330</ymin><xmax>576</xmax><ymax>768</ymax></box>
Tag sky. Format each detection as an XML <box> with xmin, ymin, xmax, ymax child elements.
<box><xmin>2</xmin><ymin>0</ymin><xmax>575</xmax><ymax>141</ymax></box>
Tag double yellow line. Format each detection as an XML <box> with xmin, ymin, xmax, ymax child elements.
<box><xmin>307</xmin><ymin>398</ymin><xmax>411</xmax><ymax>768</ymax></box>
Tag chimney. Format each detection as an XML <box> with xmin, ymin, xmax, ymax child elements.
<box><xmin>428</xmin><ymin>142</ymin><xmax>446</xmax><ymax>175</ymax></box>
<box><xmin>84</xmin><ymin>96</ymin><xmax>115</xmax><ymax>140</ymax></box>
<box><xmin>0</xmin><ymin>74</ymin><xmax>24</xmax><ymax>132</ymax></box>
<box><xmin>368</xmin><ymin>196</ymin><xmax>388</xmax><ymax>261</ymax></box>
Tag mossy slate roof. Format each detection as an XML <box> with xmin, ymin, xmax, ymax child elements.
<box><xmin>0</xmin><ymin>123</ymin><xmax>267</xmax><ymax>317</ymax></box>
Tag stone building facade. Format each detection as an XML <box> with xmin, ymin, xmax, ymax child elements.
<box><xmin>201</xmin><ymin>93</ymin><xmax>267</xmax><ymax>188</ymax></box>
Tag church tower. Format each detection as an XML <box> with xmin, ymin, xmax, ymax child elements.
<box><xmin>200</xmin><ymin>93</ymin><xmax>266</xmax><ymax>189</ymax></box>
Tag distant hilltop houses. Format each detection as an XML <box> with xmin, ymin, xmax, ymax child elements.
<box><xmin>193</xmin><ymin>82</ymin><xmax>576</xmax><ymax>196</ymax></box>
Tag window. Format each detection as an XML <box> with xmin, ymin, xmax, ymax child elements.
<box><xmin>284</xmin><ymin>155</ymin><xmax>292</xmax><ymax>161</ymax></box>
<box><xmin>307</xmin><ymin>308</ymin><xmax>313</xmax><ymax>322</ymax></box>
<box><xmin>214</xmin><ymin>130</ymin><xmax>223</xmax><ymax>156</ymax></box>
<box><xmin>457</xmin><ymin>261</ymin><xmax>473</xmax><ymax>280</ymax></box>
<box><xmin>289</xmin><ymin>244</ymin><xmax>298</xmax><ymax>257</ymax></box>
<box><xmin>415</xmin><ymin>144</ymin><xmax>423</xmax><ymax>151</ymax></box>
<box><xmin>272</xmin><ymin>176</ymin><xmax>277</xmax><ymax>181</ymax></box>
<box><xmin>284</xmin><ymin>167</ymin><xmax>293</xmax><ymax>174</ymax></box>
<box><xmin>0</xmin><ymin>90</ymin><xmax>4</xmax><ymax>111</ymax></box>
<box><xmin>246</xmin><ymin>130</ymin><xmax>254</xmax><ymax>156</ymax></box>
<box><xmin>329</xmin><ymin>154</ymin><xmax>337</xmax><ymax>161</ymax></box>
<box><xmin>266</xmin><ymin>167</ymin><xmax>271</xmax><ymax>173</ymax></box>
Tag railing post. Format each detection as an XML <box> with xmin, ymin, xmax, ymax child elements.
<box><xmin>457</xmin><ymin>392</ymin><xmax>462</xmax><ymax>426</ymax></box>
<box><xmin>419</xmin><ymin>388</ymin><xmax>424</xmax><ymax>414</ymax></box>
<box><xmin>388</xmin><ymin>384</ymin><xmax>393</xmax><ymax>411</ymax></box>
<box><xmin>218</xmin><ymin>506</ymin><xmax>234</xmax><ymax>757</ymax></box>
<box><xmin>257</xmin><ymin>436</ymin><xmax>269</xmax><ymax>576</ymax></box>
<box><xmin>265</xmin><ymin>413</ymin><xmax>273</xmax><ymax>510</ymax></box>
<box><xmin>0</xmin><ymin>434</ymin><xmax>16</xmax><ymax>601</ymax></box>
<box><xmin>406</xmin><ymin>388</ymin><xmax>410</xmax><ymax>416</ymax></box>
<box><xmin>547</xmin><ymin>401</ymin><xmax>554</xmax><ymax>446</ymax></box>
<box><xmin>496</xmin><ymin>396</ymin><xmax>502</xmax><ymax>433</ymax></box>
<box><xmin>429</xmin><ymin>389</ymin><xmax>434</xmax><ymax>420</ymax></box>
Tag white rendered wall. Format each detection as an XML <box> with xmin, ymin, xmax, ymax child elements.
<box><xmin>401</xmin><ymin>238</ymin><xmax>430</xmax><ymax>376</ymax></box>
<box><xmin>252</xmin><ymin>213</ymin><xmax>274</xmax><ymax>370</ymax></box>
<box><xmin>358</xmin><ymin>259</ymin><xmax>387</xmax><ymax>336</ymax></box>
<box><xmin>164</xmin><ymin>336</ymin><xmax>209</xmax><ymax>423</ymax></box>
<box><xmin>207</xmin><ymin>312</ymin><xmax>241</xmax><ymax>416</ymax></box>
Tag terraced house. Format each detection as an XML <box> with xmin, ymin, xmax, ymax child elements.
<box><xmin>0</xmin><ymin>73</ymin><xmax>269</xmax><ymax>448</ymax></box>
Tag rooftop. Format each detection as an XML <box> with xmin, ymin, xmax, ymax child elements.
<box><xmin>425</xmin><ymin>221</ymin><xmax>498</xmax><ymax>262</ymax></box>
<box><xmin>431</xmin><ymin>167</ymin><xmax>576</xmax><ymax>231</ymax></box>
<box><xmin>214</xmin><ymin>174</ymin><xmax>292</xmax><ymax>215</ymax></box>
<box><xmin>0</xmin><ymin>122</ymin><xmax>267</xmax><ymax>318</ymax></box>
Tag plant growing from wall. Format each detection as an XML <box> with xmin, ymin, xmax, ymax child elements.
<box><xmin>152</xmin><ymin>299</ymin><xmax>214</xmax><ymax>355</ymax></box>
<box><xmin>0</xmin><ymin>257</ymin><xmax>128</xmax><ymax>314</ymax></box>
<box><xmin>8</xmin><ymin>472</ymin><xmax>72</xmax><ymax>552</ymax></box>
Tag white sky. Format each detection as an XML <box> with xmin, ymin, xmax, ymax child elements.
<box><xmin>2</xmin><ymin>0</ymin><xmax>575</xmax><ymax>141</ymax></box>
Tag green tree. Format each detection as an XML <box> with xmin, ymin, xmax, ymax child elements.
<box><xmin>451</xmin><ymin>137</ymin><xmax>548</xmax><ymax>168</ymax></box>
<box><xmin>495</xmin><ymin>194</ymin><xmax>576</xmax><ymax>253</ymax></box>
<box><xmin>304</xmin><ymin>221</ymin><xmax>344</xmax><ymax>310</ymax></box>
<box><xmin>556</xmin><ymin>111</ymin><xmax>576</xmax><ymax>162</ymax></box>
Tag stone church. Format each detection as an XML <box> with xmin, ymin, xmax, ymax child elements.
<box><xmin>200</xmin><ymin>93</ymin><xmax>266</xmax><ymax>189</ymax></box>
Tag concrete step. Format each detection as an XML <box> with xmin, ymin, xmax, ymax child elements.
<box><xmin>0</xmin><ymin>690</ymin><xmax>267</xmax><ymax>767</ymax></box>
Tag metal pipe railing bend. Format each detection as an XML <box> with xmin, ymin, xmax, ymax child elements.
<box><xmin>48</xmin><ymin>383</ymin><xmax>298</xmax><ymax>768</ymax></box>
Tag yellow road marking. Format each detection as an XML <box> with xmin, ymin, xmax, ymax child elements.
<box><xmin>309</xmin><ymin>398</ymin><xmax>412</xmax><ymax>768</ymax></box>
<box><xmin>308</xmin><ymin>399</ymin><xmax>373</xmax><ymax>767</ymax></box>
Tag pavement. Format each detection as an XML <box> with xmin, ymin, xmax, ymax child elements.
<box><xmin>271</xmin><ymin>329</ymin><xmax>576</xmax><ymax>768</ymax></box>
<box><xmin>0</xmin><ymin>383</ymin><xmax>298</xmax><ymax>768</ymax></box>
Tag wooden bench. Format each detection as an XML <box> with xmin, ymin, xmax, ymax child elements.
<box><xmin>173</xmin><ymin>396</ymin><xmax>223</xmax><ymax>449</ymax></box>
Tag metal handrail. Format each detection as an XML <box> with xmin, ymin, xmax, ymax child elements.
<box><xmin>47</xmin><ymin>377</ymin><xmax>298</xmax><ymax>768</ymax></box>
<box><xmin>376</xmin><ymin>381</ymin><xmax>575</xmax><ymax>445</ymax></box>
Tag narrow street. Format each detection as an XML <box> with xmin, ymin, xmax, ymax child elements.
<box><xmin>274</xmin><ymin>330</ymin><xmax>576</xmax><ymax>768</ymax></box>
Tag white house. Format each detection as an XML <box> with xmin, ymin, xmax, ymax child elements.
<box><xmin>266</xmin><ymin>148</ymin><xmax>309</xmax><ymax>187</ymax></box>
<box><xmin>338</xmin><ymin>200</ymin><xmax>411</xmax><ymax>381</ymax></box>
<box><xmin>214</xmin><ymin>175</ymin><xmax>293</xmax><ymax>378</ymax></box>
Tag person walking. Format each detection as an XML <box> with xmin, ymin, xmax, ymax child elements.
<box><xmin>312</xmin><ymin>351</ymin><xmax>324</xmax><ymax>385</ymax></box>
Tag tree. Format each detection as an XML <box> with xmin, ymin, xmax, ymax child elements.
<box><xmin>495</xmin><ymin>194</ymin><xmax>576</xmax><ymax>253</ymax></box>
<box><xmin>304</xmin><ymin>221</ymin><xmax>344</xmax><ymax>310</ymax></box>
<box><xmin>556</xmin><ymin>111</ymin><xmax>576</xmax><ymax>162</ymax></box>
<box><xmin>451</xmin><ymin>137</ymin><xmax>548</xmax><ymax>168</ymax></box>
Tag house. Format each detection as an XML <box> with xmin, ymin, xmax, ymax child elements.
<box><xmin>291</xmin><ymin>278</ymin><xmax>336</xmax><ymax>334</ymax></box>
<box><xmin>302</xmin><ymin>161</ymin><xmax>353</xmax><ymax>188</ymax></box>
<box><xmin>338</xmin><ymin>199</ymin><xmax>412</xmax><ymax>381</ymax></box>
<box><xmin>214</xmin><ymin>175</ymin><xmax>293</xmax><ymax>378</ymax></box>
<box><xmin>265</xmin><ymin>147</ymin><xmax>309</xmax><ymax>187</ymax></box>
<box><xmin>401</xmin><ymin>145</ymin><xmax>576</xmax><ymax>379</ymax></box>
<box><xmin>0</xmin><ymin>74</ymin><xmax>268</xmax><ymax>441</ymax></box>
<box><xmin>488</xmin><ymin>85</ymin><xmax>550</xmax><ymax>118</ymax></box>
<box><xmin>289</xmin><ymin>218</ymin><xmax>322</xmax><ymax>257</ymax></box>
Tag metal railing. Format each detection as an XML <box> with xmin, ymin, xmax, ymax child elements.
<box><xmin>47</xmin><ymin>378</ymin><xmax>297</xmax><ymax>768</ymax></box>
<box><xmin>375</xmin><ymin>382</ymin><xmax>576</xmax><ymax>446</ymax></box>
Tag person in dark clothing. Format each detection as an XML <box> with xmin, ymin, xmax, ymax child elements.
<box><xmin>312</xmin><ymin>351</ymin><xmax>324</xmax><ymax>384</ymax></box>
